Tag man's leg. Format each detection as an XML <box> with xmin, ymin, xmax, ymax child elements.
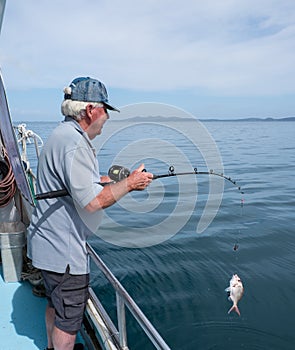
<box><xmin>52</xmin><ymin>326</ymin><xmax>76</xmax><ymax>350</ymax></box>
<box><xmin>45</xmin><ymin>304</ymin><xmax>55</xmax><ymax>349</ymax></box>
<box><xmin>42</xmin><ymin>268</ymin><xmax>88</xmax><ymax>350</ymax></box>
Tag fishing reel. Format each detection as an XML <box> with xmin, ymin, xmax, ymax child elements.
<box><xmin>108</xmin><ymin>165</ymin><xmax>130</xmax><ymax>182</ymax></box>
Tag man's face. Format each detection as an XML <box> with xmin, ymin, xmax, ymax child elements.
<box><xmin>87</xmin><ymin>105</ymin><xmax>109</xmax><ymax>139</ymax></box>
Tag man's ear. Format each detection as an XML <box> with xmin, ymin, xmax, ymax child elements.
<box><xmin>85</xmin><ymin>104</ymin><xmax>94</xmax><ymax>120</ymax></box>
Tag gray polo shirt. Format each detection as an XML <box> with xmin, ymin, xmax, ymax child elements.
<box><xmin>27</xmin><ymin>117</ymin><xmax>103</xmax><ymax>274</ymax></box>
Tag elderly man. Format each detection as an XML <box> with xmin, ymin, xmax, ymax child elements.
<box><xmin>27</xmin><ymin>77</ymin><xmax>153</xmax><ymax>350</ymax></box>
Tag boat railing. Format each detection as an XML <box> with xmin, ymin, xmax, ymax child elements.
<box><xmin>86</xmin><ymin>242</ymin><xmax>171</xmax><ymax>350</ymax></box>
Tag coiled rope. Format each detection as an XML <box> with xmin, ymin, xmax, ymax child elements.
<box><xmin>0</xmin><ymin>148</ymin><xmax>16</xmax><ymax>207</ymax></box>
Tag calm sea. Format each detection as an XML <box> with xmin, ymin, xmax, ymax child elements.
<box><xmin>23</xmin><ymin>118</ymin><xmax>295</xmax><ymax>350</ymax></box>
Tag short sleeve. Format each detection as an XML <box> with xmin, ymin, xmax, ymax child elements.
<box><xmin>63</xmin><ymin>145</ymin><xmax>103</xmax><ymax>208</ymax></box>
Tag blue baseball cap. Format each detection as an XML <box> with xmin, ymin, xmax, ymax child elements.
<box><xmin>64</xmin><ymin>77</ymin><xmax>120</xmax><ymax>112</ymax></box>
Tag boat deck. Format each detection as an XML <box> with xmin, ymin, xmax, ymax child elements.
<box><xmin>0</xmin><ymin>266</ymin><xmax>87</xmax><ymax>350</ymax></box>
<box><xmin>0</xmin><ymin>266</ymin><xmax>47</xmax><ymax>349</ymax></box>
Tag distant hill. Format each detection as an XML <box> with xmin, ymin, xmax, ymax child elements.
<box><xmin>201</xmin><ymin>116</ymin><xmax>295</xmax><ymax>122</ymax></box>
<box><xmin>111</xmin><ymin>116</ymin><xmax>295</xmax><ymax>122</ymax></box>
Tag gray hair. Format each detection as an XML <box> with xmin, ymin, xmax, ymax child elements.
<box><xmin>61</xmin><ymin>86</ymin><xmax>104</xmax><ymax>121</ymax></box>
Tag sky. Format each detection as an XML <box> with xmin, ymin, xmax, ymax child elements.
<box><xmin>0</xmin><ymin>0</ymin><xmax>295</xmax><ymax>121</ymax></box>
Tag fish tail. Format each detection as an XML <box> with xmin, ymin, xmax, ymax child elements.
<box><xmin>228</xmin><ymin>304</ymin><xmax>241</xmax><ymax>316</ymax></box>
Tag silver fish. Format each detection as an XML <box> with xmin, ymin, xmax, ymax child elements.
<box><xmin>225</xmin><ymin>274</ymin><xmax>244</xmax><ymax>316</ymax></box>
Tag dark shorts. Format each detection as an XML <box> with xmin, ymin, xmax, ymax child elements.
<box><xmin>41</xmin><ymin>266</ymin><xmax>89</xmax><ymax>333</ymax></box>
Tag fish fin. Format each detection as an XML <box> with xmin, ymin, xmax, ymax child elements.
<box><xmin>228</xmin><ymin>305</ymin><xmax>241</xmax><ymax>316</ymax></box>
<box><xmin>225</xmin><ymin>287</ymin><xmax>230</xmax><ymax>292</ymax></box>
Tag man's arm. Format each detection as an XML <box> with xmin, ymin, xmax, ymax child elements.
<box><xmin>84</xmin><ymin>164</ymin><xmax>153</xmax><ymax>212</ymax></box>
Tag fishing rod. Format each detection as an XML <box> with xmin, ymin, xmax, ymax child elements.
<box><xmin>151</xmin><ymin>165</ymin><xmax>243</xmax><ymax>193</ymax></box>
<box><xmin>35</xmin><ymin>164</ymin><xmax>243</xmax><ymax>200</ymax></box>
<box><xmin>109</xmin><ymin>164</ymin><xmax>243</xmax><ymax>192</ymax></box>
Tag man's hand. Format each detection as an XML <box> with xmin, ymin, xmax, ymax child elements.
<box><xmin>85</xmin><ymin>164</ymin><xmax>153</xmax><ymax>212</ymax></box>
<box><xmin>100</xmin><ymin>175</ymin><xmax>112</xmax><ymax>183</ymax></box>
<box><xmin>127</xmin><ymin>164</ymin><xmax>153</xmax><ymax>191</ymax></box>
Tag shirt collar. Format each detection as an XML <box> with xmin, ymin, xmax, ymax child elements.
<box><xmin>63</xmin><ymin>116</ymin><xmax>96</xmax><ymax>155</ymax></box>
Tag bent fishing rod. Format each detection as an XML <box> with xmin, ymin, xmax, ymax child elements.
<box><xmin>35</xmin><ymin>164</ymin><xmax>243</xmax><ymax>200</ymax></box>
<box><xmin>151</xmin><ymin>165</ymin><xmax>243</xmax><ymax>192</ymax></box>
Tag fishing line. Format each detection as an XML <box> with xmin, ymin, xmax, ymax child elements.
<box><xmin>233</xmin><ymin>197</ymin><xmax>245</xmax><ymax>251</ymax></box>
<box><xmin>152</xmin><ymin>165</ymin><xmax>245</xmax><ymax>249</ymax></box>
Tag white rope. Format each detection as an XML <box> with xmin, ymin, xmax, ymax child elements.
<box><xmin>16</xmin><ymin>123</ymin><xmax>44</xmax><ymax>147</ymax></box>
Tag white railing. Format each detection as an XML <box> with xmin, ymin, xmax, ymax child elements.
<box><xmin>86</xmin><ymin>243</ymin><xmax>171</xmax><ymax>350</ymax></box>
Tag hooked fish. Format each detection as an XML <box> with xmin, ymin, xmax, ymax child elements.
<box><xmin>225</xmin><ymin>274</ymin><xmax>244</xmax><ymax>316</ymax></box>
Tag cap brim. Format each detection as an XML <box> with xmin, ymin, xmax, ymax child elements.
<box><xmin>104</xmin><ymin>103</ymin><xmax>120</xmax><ymax>112</ymax></box>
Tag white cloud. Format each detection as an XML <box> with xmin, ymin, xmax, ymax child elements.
<box><xmin>1</xmin><ymin>0</ymin><xmax>295</xmax><ymax>96</ymax></box>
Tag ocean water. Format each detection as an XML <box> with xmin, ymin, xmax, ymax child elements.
<box><xmin>22</xmin><ymin>118</ymin><xmax>295</xmax><ymax>349</ymax></box>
